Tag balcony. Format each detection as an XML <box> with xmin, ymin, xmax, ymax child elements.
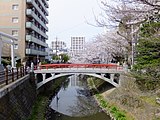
<box><xmin>26</xmin><ymin>22</ymin><xmax>48</xmax><ymax>39</ymax></box>
<box><xmin>44</xmin><ymin>0</ymin><xmax>49</xmax><ymax>8</ymax></box>
<box><xmin>26</xmin><ymin>48</ymin><xmax>48</xmax><ymax>56</ymax></box>
<box><xmin>26</xmin><ymin>0</ymin><xmax>48</xmax><ymax>23</ymax></box>
<box><xmin>26</xmin><ymin>35</ymin><xmax>48</xmax><ymax>47</ymax></box>
<box><xmin>37</xmin><ymin>0</ymin><xmax>49</xmax><ymax>15</ymax></box>
<box><xmin>26</xmin><ymin>9</ymin><xmax>36</xmax><ymax>17</ymax></box>
<box><xmin>26</xmin><ymin>9</ymin><xmax>48</xmax><ymax>31</ymax></box>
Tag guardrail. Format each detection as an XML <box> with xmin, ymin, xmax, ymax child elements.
<box><xmin>37</xmin><ymin>63</ymin><xmax>121</xmax><ymax>70</ymax></box>
<box><xmin>0</xmin><ymin>66</ymin><xmax>27</xmax><ymax>87</ymax></box>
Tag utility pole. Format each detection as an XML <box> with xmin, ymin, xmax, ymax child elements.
<box><xmin>131</xmin><ymin>25</ymin><xmax>135</xmax><ymax>69</ymax></box>
<box><xmin>55</xmin><ymin>37</ymin><xmax>58</xmax><ymax>56</ymax></box>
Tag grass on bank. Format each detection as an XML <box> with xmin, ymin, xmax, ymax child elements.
<box><xmin>96</xmin><ymin>94</ymin><xmax>134</xmax><ymax>120</ymax></box>
<box><xmin>88</xmin><ymin>78</ymin><xmax>134</xmax><ymax>120</ymax></box>
<box><xmin>28</xmin><ymin>95</ymin><xmax>48</xmax><ymax>120</ymax></box>
<box><xmin>140</xmin><ymin>96</ymin><xmax>159</xmax><ymax>106</ymax></box>
<box><xmin>28</xmin><ymin>77</ymin><xmax>66</xmax><ymax>120</ymax></box>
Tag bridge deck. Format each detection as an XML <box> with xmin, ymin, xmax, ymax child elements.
<box><xmin>34</xmin><ymin>64</ymin><xmax>124</xmax><ymax>74</ymax></box>
<box><xmin>35</xmin><ymin>64</ymin><xmax>124</xmax><ymax>88</ymax></box>
<box><xmin>38</xmin><ymin>63</ymin><xmax>119</xmax><ymax>69</ymax></box>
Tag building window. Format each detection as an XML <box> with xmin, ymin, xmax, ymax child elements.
<box><xmin>14</xmin><ymin>44</ymin><xmax>18</xmax><ymax>49</ymax></box>
<box><xmin>12</xmin><ymin>4</ymin><xmax>19</xmax><ymax>10</ymax></box>
<box><xmin>12</xmin><ymin>17</ymin><xmax>18</xmax><ymax>23</ymax></box>
<box><xmin>12</xmin><ymin>30</ymin><xmax>18</xmax><ymax>36</ymax></box>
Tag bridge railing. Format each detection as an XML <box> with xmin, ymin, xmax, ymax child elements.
<box><xmin>0</xmin><ymin>66</ymin><xmax>27</xmax><ymax>88</ymax></box>
<box><xmin>36</xmin><ymin>63</ymin><xmax>123</xmax><ymax>70</ymax></box>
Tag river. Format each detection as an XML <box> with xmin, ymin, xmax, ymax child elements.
<box><xmin>47</xmin><ymin>74</ymin><xmax>111</xmax><ymax>120</ymax></box>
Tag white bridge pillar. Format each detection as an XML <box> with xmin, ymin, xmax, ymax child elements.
<box><xmin>42</xmin><ymin>73</ymin><xmax>46</xmax><ymax>82</ymax></box>
<box><xmin>101</xmin><ymin>73</ymin><xmax>105</xmax><ymax>77</ymax></box>
<box><xmin>51</xmin><ymin>73</ymin><xmax>55</xmax><ymax>77</ymax></box>
<box><xmin>110</xmin><ymin>74</ymin><xmax>114</xmax><ymax>82</ymax></box>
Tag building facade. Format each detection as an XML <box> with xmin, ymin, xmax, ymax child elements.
<box><xmin>45</xmin><ymin>45</ymin><xmax>53</xmax><ymax>63</ymax></box>
<box><xmin>51</xmin><ymin>40</ymin><xmax>66</xmax><ymax>51</ymax></box>
<box><xmin>70</xmin><ymin>37</ymin><xmax>85</xmax><ymax>57</ymax></box>
<box><xmin>0</xmin><ymin>0</ymin><xmax>49</xmax><ymax>64</ymax></box>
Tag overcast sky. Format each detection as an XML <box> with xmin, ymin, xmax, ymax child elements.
<box><xmin>47</xmin><ymin>0</ymin><xmax>104</xmax><ymax>47</ymax></box>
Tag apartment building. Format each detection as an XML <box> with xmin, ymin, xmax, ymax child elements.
<box><xmin>70</xmin><ymin>37</ymin><xmax>85</xmax><ymax>57</ymax></box>
<box><xmin>0</xmin><ymin>0</ymin><xmax>49</xmax><ymax>64</ymax></box>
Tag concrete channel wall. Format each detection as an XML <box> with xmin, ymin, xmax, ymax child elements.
<box><xmin>0</xmin><ymin>73</ymin><xmax>37</xmax><ymax>120</ymax></box>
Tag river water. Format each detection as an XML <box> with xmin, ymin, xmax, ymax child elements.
<box><xmin>48</xmin><ymin>75</ymin><xmax>111</xmax><ymax>120</ymax></box>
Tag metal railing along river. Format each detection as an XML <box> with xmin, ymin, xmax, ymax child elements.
<box><xmin>0</xmin><ymin>66</ymin><xmax>27</xmax><ymax>87</ymax></box>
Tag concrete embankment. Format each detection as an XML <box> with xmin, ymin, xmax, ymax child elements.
<box><xmin>0</xmin><ymin>73</ymin><xmax>37</xmax><ymax>120</ymax></box>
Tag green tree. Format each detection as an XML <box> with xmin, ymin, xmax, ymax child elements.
<box><xmin>52</xmin><ymin>55</ymin><xmax>60</xmax><ymax>60</ymax></box>
<box><xmin>60</xmin><ymin>54</ymin><xmax>70</xmax><ymax>63</ymax></box>
<box><xmin>133</xmin><ymin>14</ymin><xmax>160</xmax><ymax>90</ymax></box>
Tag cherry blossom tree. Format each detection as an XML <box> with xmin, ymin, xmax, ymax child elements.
<box><xmin>71</xmin><ymin>31</ymin><xmax>127</xmax><ymax>64</ymax></box>
<box><xmin>71</xmin><ymin>0</ymin><xmax>160</xmax><ymax>65</ymax></box>
<box><xmin>93</xmin><ymin>0</ymin><xmax>160</xmax><ymax>66</ymax></box>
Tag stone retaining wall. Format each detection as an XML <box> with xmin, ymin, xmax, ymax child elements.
<box><xmin>0</xmin><ymin>73</ymin><xmax>37</xmax><ymax>120</ymax></box>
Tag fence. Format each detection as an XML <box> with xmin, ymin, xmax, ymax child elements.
<box><xmin>0</xmin><ymin>66</ymin><xmax>27</xmax><ymax>87</ymax></box>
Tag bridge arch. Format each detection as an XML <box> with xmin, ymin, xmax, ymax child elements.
<box><xmin>34</xmin><ymin>63</ymin><xmax>124</xmax><ymax>89</ymax></box>
<box><xmin>36</xmin><ymin>73</ymin><xmax>119</xmax><ymax>89</ymax></box>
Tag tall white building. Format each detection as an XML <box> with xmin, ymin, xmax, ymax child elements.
<box><xmin>70</xmin><ymin>37</ymin><xmax>85</xmax><ymax>57</ymax></box>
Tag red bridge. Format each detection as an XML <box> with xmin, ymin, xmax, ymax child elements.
<box><xmin>34</xmin><ymin>63</ymin><xmax>124</xmax><ymax>89</ymax></box>
<box><xmin>37</xmin><ymin>63</ymin><xmax>122</xmax><ymax>70</ymax></box>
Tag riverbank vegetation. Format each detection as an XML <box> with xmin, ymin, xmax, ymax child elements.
<box><xmin>87</xmin><ymin>78</ymin><xmax>134</xmax><ymax>120</ymax></box>
<box><xmin>85</xmin><ymin>1</ymin><xmax>160</xmax><ymax>119</ymax></box>
<box><xmin>109</xmin><ymin>74</ymin><xmax>160</xmax><ymax>120</ymax></box>
<box><xmin>88</xmin><ymin>75</ymin><xmax>160</xmax><ymax>120</ymax></box>
<box><xmin>132</xmin><ymin>15</ymin><xmax>160</xmax><ymax>91</ymax></box>
<box><xmin>95</xmin><ymin>94</ymin><xmax>132</xmax><ymax>120</ymax></box>
<box><xmin>27</xmin><ymin>77</ymin><xmax>66</xmax><ymax>120</ymax></box>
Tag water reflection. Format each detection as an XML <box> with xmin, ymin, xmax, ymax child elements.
<box><xmin>49</xmin><ymin>74</ymin><xmax>111</xmax><ymax>120</ymax></box>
